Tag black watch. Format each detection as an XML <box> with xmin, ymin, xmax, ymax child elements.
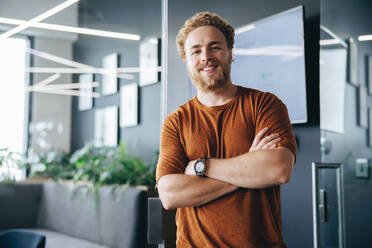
<box><xmin>194</xmin><ymin>158</ymin><xmax>207</xmax><ymax>177</ymax></box>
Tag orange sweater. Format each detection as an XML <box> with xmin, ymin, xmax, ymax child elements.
<box><xmin>157</xmin><ymin>86</ymin><xmax>297</xmax><ymax>248</ymax></box>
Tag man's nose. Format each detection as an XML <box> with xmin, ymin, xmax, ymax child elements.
<box><xmin>200</xmin><ymin>49</ymin><xmax>212</xmax><ymax>62</ymax></box>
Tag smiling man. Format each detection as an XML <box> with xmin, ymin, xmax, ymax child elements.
<box><xmin>156</xmin><ymin>12</ymin><xmax>297</xmax><ymax>248</ymax></box>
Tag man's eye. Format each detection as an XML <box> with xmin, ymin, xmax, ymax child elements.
<box><xmin>212</xmin><ymin>46</ymin><xmax>221</xmax><ymax>50</ymax></box>
<box><xmin>192</xmin><ymin>50</ymin><xmax>200</xmax><ymax>55</ymax></box>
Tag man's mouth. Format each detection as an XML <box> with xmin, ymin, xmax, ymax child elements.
<box><xmin>201</xmin><ymin>65</ymin><xmax>218</xmax><ymax>72</ymax></box>
<box><xmin>203</xmin><ymin>67</ymin><xmax>215</xmax><ymax>71</ymax></box>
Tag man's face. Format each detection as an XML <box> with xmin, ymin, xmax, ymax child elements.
<box><xmin>184</xmin><ymin>25</ymin><xmax>232</xmax><ymax>93</ymax></box>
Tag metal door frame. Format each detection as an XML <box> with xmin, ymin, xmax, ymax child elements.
<box><xmin>312</xmin><ymin>162</ymin><xmax>345</xmax><ymax>248</ymax></box>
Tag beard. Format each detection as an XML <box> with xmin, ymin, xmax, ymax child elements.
<box><xmin>188</xmin><ymin>58</ymin><xmax>231</xmax><ymax>93</ymax></box>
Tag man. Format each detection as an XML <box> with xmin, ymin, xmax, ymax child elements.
<box><xmin>156</xmin><ymin>11</ymin><xmax>297</xmax><ymax>248</ymax></box>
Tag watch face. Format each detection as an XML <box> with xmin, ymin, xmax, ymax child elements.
<box><xmin>196</xmin><ymin>162</ymin><xmax>204</xmax><ymax>172</ymax></box>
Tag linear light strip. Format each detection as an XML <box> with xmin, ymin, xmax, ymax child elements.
<box><xmin>233</xmin><ymin>51</ymin><xmax>303</xmax><ymax>56</ymax></box>
<box><xmin>27</xmin><ymin>47</ymin><xmax>94</xmax><ymax>69</ymax></box>
<box><xmin>32</xmin><ymin>73</ymin><xmax>61</xmax><ymax>88</ymax></box>
<box><xmin>117</xmin><ymin>66</ymin><xmax>162</xmax><ymax>73</ymax></box>
<box><xmin>29</xmin><ymin>88</ymin><xmax>100</xmax><ymax>98</ymax></box>
<box><xmin>320</xmin><ymin>25</ymin><xmax>348</xmax><ymax>48</ymax></box>
<box><xmin>358</xmin><ymin>35</ymin><xmax>372</xmax><ymax>42</ymax></box>
<box><xmin>26</xmin><ymin>48</ymin><xmax>134</xmax><ymax>79</ymax></box>
<box><xmin>43</xmin><ymin>82</ymin><xmax>99</xmax><ymax>89</ymax></box>
<box><xmin>235</xmin><ymin>24</ymin><xmax>256</xmax><ymax>35</ymax></box>
<box><xmin>27</xmin><ymin>67</ymin><xmax>110</xmax><ymax>74</ymax></box>
<box><xmin>0</xmin><ymin>0</ymin><xmax>79</xmax><ymax>40</ymax></box>
<box><xmin>0</xmin><ymin>17</ymin><xmax>140</xmax><ymax>41</ymax></box>
<box><xmin>29</xmin><ymin>82</ymin><xmax>99</xmax><ymax>90</ymax></box>
<box><xmin>117</xmin><ymin>74</ymin><xmax>135</xmax><ymax>80</ymax></box>
<box><xmin>233</xmin><ymin>47</ymin><xmax>303</xmax><ymax>57</ymax></box>
<box><xmin>319</xmin><ymin>39</ymin><xmax>341</xmax><ymax>46</ymax></box>
<box><xmin>26</xmin><ymin>66</ymin><xmax>162</xmax><ymax>74</ymax></box>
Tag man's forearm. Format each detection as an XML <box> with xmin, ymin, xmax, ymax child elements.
<box><xmin>157</xmin><ymin>174</ymin><xmax>237</xmax><ymax>210</ymax></box>
<box><xmin>205</xmin><ymin>147</ymin><xmax>294</xmax><ymax>188</ymax></box>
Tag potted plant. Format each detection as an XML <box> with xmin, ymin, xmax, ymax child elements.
<box><xmin>69</xmin><ymin>142</ymin><xmax>157</xmax><ymax>201</ymax></box>
<box><xmin>26</xmin><ymin>149</ymin><xmax>73</xmax><ymax>181</ymax></box>
<box><xmin>24</xmin><ymin>141</ymin><xmax>157</xmax><ymax>202</ymax></box>
<box><xmin>0</xmin><ymin>148</ymin><xmax>24</xmax><ymax>185</ymax></box>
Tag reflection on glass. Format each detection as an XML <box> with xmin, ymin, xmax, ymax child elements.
<box><xmin>320</xmin><ymin>26</ymin><xmax>347</xmax><ymax>134</ymax></box>
<box><xmin>230</xmin><ymin>6</ymin><xmax>307</xmax><ymax>124</ymax></box>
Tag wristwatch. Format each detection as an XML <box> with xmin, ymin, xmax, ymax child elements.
<box><xmin>194</xmin><ymin>158</ymin><xmax>207</xmax><ymax>177</ymax></box>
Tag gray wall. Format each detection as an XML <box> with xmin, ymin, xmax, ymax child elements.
<box><xmin>71</xmin><ymin>0</ymin><xmax>162</xmax><ymax>163</ymax></box>
<box><xmin>166</xmin><ymin>1</ymin><xmax>320</xmax><ymax>247</ymax></box>
<box><xmin>321</xmin><ymin>0</ymin><xmax>372</xmax><ymax>246</ymax></box>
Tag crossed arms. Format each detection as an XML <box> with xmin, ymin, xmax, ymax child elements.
<box><xmin>157</xmin><ymin>127</ymin><xmax>295</xmax><ymax>210</ymax></box>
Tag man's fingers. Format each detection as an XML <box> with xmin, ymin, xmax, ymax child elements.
<box><xmin>262</xmin><ymin>137</ymin><xmax>281</xmax><ymax>150</ymax></box>
<box><xmin>264</xmin><ymin>137</ymin><xmax>281</xmax><ymax>149</ymax></box>
<box><xmin>251</xmin><ymin>127</ymin><xmax>269</xmax><ymax>148</ymax></box>
<box><xmin>256</xmin><ymin>134</ymin><xmax>280</xmax><ymax>150</ymax></box>
<box><xmin>269</xmin><ymin>143</ymin><xmax>277</xmax><ymax>150</ymax></box>
<box><xmin>184</xmin><ymin>160</ymin><xmax>196</xmax><ymax>175</ymax></box>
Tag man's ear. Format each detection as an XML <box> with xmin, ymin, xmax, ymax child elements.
<box><xmin>228</xmin><ymin>49</ymin><xmax>233</xmax><ymax>63</ymax></box>
<box><xmin>181</xmin><ymin>52</ymin><xmax>187</xmax><ymax>62</ymax></box>
<box><xmin>183</xmin><ymin>55</ymin><xmax>190</xmax><ymax>64</ymax></box>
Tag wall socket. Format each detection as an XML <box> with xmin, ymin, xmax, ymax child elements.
<box><xmin>355</xmin><ymin>158</ymin><xmax>370</xmax><ymax>179</ymax></box>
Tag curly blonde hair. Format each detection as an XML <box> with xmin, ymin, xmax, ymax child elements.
<box><xmin>176</xmin><ymin>12</ymin><xmax>235</xmax><ymax>59</ymax></box>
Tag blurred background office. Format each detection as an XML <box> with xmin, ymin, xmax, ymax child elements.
<box><xmin>0</xmin><ymin>0</ymin><xmax>371</xmax><ymax>247</ymax></box>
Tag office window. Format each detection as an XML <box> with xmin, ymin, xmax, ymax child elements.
<box><xmin>0</xmin><ymin>37</ymin><xmax>28</xmax><ymax>180</ymax></box>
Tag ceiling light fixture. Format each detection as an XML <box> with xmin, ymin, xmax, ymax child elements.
<box><xmin>319</xmin><ymin>39</ymin><xmax>341</xmax><ymax>46</ymax></box>
<box><xmin>117</xmin><ymin>66</ymin><xmax>162</xmax><ymax>73</ymax></box>
<box><xmin>26</xmin><ymin>48</ymin><xmax>134</xmax><ymax>80</ymax></box>
<box><xmin>27</xmin><ymin>47</ymin><xmax>93</xmax><ymax>69</ymax></box>
<box><xmin>0</xmin><ymin>0</ymin><xmax>80</xmax><ymax>40</ymax></box>
<box><xmin>32</xmin><ymin>73</ymin><xmax>61</xmax><ymax>88</ymax></box>
<box><xmin>320</xmin><ymin>25</ymin><xmax>347</xmax><ymax>48</ymax></box>
<box><xmin>26</xmin><ymin>66</ymin><xmax>161</xmax><ymax>74</ymax></box>
<box><xmin>358</xmin><ymin>35</ymin><xmax>372</xmax><ymax>42</ymax></box>
<box><xmin>28</xmin><ymin>75</ymin><xmax>101</xmax><ymax>98</ymax></box>
<box><xmin>29</xmin><ymin>82</ymin><xmax>99</xmax><ymax>90</ymax></box>
<box><xmin>26</xmin><ymin>67</ymin><xmax>135</xmax><ymax>80</ymax></box>
<box><xmin>233</xmin><ymin>46</ymin><xmax>303</xmax><ymax>57</ymax></box>
<box><xmin>0</xmin><ymin>17</ymin><xmax>140</xmax><ymax>41</ymax></box>
<box><xmin>28</xmin><ymin>88</ymin><xmax>100</xmax><ymax>98</ymax></box>
<box><xmin>235</xmin><ymin>24</ymin><xmax>256</xmax><ymax>35</ymax></box>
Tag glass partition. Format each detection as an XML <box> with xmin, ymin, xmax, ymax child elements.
<box><xmin>320</xmin><ymin>0</ymin><xmax>372</xmax><ymax>246</ymax></box>
<box><xmin>0</xmin><ymin>0</ymin><xmax>163</xmax><ymax>163</ymax></box>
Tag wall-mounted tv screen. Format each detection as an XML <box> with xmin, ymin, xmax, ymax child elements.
<box><xmin>231</xmin><ymin>6</ymin><xmax>307</xmax><ymax>124</ymax></box>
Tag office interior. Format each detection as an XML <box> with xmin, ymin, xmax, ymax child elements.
<box><xmin>0</xmin><ymin>0</ymin><xmax>371</xmax><ymax>247</ymax></box>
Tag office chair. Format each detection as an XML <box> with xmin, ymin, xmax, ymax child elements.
<box><xmin>0</xmin><ymin>229</ymin><xmax>46</xmax><ymax>248</ymax></box>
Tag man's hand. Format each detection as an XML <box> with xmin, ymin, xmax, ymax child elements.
<box><xmin>249</xmin><ymin>127</ymin><xmax>281</xmax><ymax>152</ymax></box>
<box><xmin>185</xmin><ymin>160</ymin><xmax>196</xmax><ymax>175</ymax></box>
<box><xmin>185</xmin><ymin>127</ymin><xmax>281</xmax><ymax>175</ymax></box>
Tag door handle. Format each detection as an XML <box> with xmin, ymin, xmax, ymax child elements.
<box><xmin>319</xmin><ymin>189</ymin><xmax>327</xmax><ymax>222</ymax></box>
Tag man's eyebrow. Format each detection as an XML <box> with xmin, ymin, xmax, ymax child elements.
<box><xmin>209</xmin><ymin>41</ymin><xmax>222</xmax><ymax>46</ymax></box>
<box><xmin>190</xmin><ymin>41</ymin><xmax>222</xmax><ymax>50</ymax></box>
<box><xmin>190</xmin><ymin>44</ymin><xmax>202</xmax><ymax>50</ymax></box>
